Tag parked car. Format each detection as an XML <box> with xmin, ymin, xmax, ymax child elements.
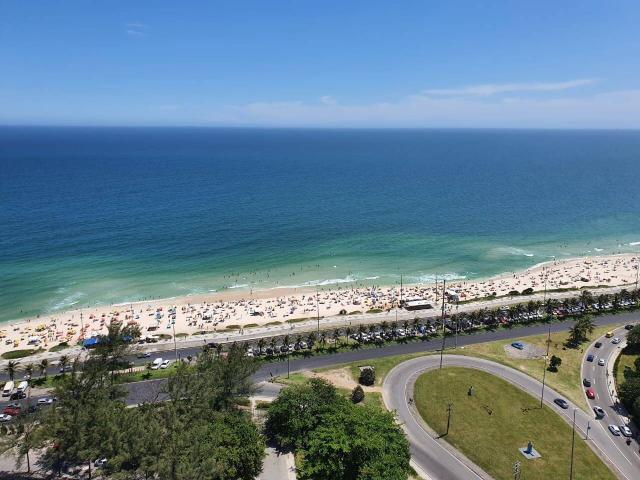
<box><xmin>94</xmin><ymin>458</ymin><xmax>108</xmax><ymax>468</ymax></box>
<box><xmin>586</xmin><ymin>388</ymin><xmax>595</xmax><ymax>399</ymax></box>
<box><xmin>151</xmin><ymin>358</ymin><xmax>163</xmax><ymax>370</ymax></box>
<box><xmin>587</xmin><ymin>354</ymin><xmax>594</xmax><ymax>362</ymax></box>
<box><xmin>593</xmin><ymin>406</ymin><xmax>606</xmax><ymax>418</ymax></box>
<box><xmin>0</xmin><ymin>414</ymin><xmax>12</xmax><ymax>422</ymax></box>
<box><xmin>620</xmin><ymin>425</ymin><xmax>633</xmax><ymax>437</ymax></box>
<box><xmin>583</xmin><ymin>378</ymin><xmax>592</xmax><ymax>387</ymax></box>
<box><xmin>37</xmin><ymin>397</ymin><xmax>56</xmax><ymax>405</ymax></box>
<box><xmin>598</xmin><ymin>358</ymin><xmax>606</xmax><ymax>366</ymax></box>
<box><xmin>3</xmin><ymin>405</ymin><xmax>20</xmax><ymax>416</ymax></box>
<box><xmin>554</xmin><ymin>398</ymin><xmax>570</xmax><ymax>409</ymax></box>
<box><xmin>10</xmin><ymin>391</ymin><xmax>26</xmax><ymax>400</ymax></box>
<box><xmin>608</xmin><ymin>425</ymin><xmax>621</xmax><ymax>436</ymax></box>
<box><xmin>160</xmin><ymin>359</ymin><xmax>172</xmax><ymax>369</ymax></box>
<box><xmin>511</xmin><ymin>342</ymin><xmax>524</xmax><ymax>350</ymax></box>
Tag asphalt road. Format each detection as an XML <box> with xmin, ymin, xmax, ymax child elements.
<box><xmin>383</xmin><ymin>350</ymin><xmax>640</xmax><ymax>480</ymax></box>
<box><xmin>581</xmin><ymin>326</ymin><xmax>640</xmax><ymax>472</ymax></box>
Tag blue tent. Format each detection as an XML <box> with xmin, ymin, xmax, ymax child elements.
<box><xmin>83</xmin><ymin>337</ymin><xmax>100</xmax><ymax>348</ymax></box>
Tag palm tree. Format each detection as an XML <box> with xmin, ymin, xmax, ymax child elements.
<box><xmin>38</xmin><ymin>359</ymin><xmax>49</xmax><ymax>379</ymax></box>
<box><xmin>332</xmin><ymin>329</ymin><xmax>341</xmax><ymax>347</ymax></box>
<box><xmin>24</xmin><ymin>363</ymin><xmax>34</xmax><ymax>380</ymax></box>
<box><xmin>5</xmin><ymin>360</ymin><xmax>19</xmax><ymax>381</ymax></box>
<box><xmin>319</xmin><ymin>332</ymin><xmax>327</xmax><ymax>348</ymax></box>
<box><xmin>580</xmin><ymin>290</ymin><xmax>593</xmax><ymax>313</ymax></box>
<box><xmin>306</xmin><ymin>332</ymin><xmax>317</xmax><ymax>345</ymax></box>
<box><xmin>58</xmin><ymin>355</ymin><xmax>69</xmax><ymax>376</ymax></box>
<box><xmin>257</xmin><ymin>338</ymin><xmax>266</xmax><ymax>354</ymax></box>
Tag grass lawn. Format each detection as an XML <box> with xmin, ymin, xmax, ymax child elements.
<box><xmin>49</xmin><ymin>342</ymin><xmax>71</xmax><ymax>352</ymax></box>
<box><xmin>614</xmin><ymin>346</ymin><xmax>639</xmax><ymax>387</ymax></box>
<box><xmin>414</xmin><ymin>367</ymin><xmax>615</xmax><ymax>480</ymax></box>
<box><xmin>459</xmin><ymin>324</ymin><xmax>619</xmax><ymax>411</ymax></box>
<box><xmin>1</xmin><ymin>348</ymin><xmax>44</xmax><ymax>359</ymax></box>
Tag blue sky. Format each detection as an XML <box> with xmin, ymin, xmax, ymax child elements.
<box><xmin>1</xmin><ymin>1</ymin><xmax>639</xmax><ymax>128</ymax></box>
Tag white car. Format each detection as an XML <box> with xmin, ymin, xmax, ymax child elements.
<box><xmin>160</xmin><ymin>359</ymin><xmax>172</xmax><ymax>369</ymax></box>
<box><xmin>620</xmin><ymin>425</ymin><xmax>633</xmax><ymax>437</ymax></box>
<box><xmin>151</xmin><ymin>358</ymin><xmax>163</xmax><ymax>370</ymax></box>
<box><xmin>608</xmin><ymin>425</ymin><xmax>621</xmax><ymax>436</ymax></box>
<box><xmin>94</xmin><ymin>458</ymin><xmax>108</xmax><ymax>468</ymax></box>
<box><xmin>597</xmin><ymin>358</ymin><xmax>606</xmax><ymax>366</ymax></box>
<box><xmin>611</xmin><ymin>337</ymin><xmax>621</xmax><ymax>344</ymax></box>
<box><xmin>37</xmin><ymin>397</ymin><xmax>56</xmax><ymax>405</ymax></box>
<box><xmin>136</xmin><ymin>352</ymin><xmax>151</xmax><ymax>359</ymax></box>
<box><xmin>0</xmin><ymin>414</ymin><xmax>12</xmax><ymax>422</ymax></box>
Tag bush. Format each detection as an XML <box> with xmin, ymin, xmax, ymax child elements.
<box><xmin>359</xmin><ymin>367</ymin><xmax>376</xmax><ymax>386</ymax></box>
<box><xmin>548</xmin><ymin>355</ymin><xmax>562</xmax><ymax>372</ymax></box>
<box><xmin>351</xmin><ymin>385</ymin><xmax>365</xmax><ymax>404</ymax></box>
<box><xmin>1</xmin><ymin>349</ymin><xmax>40</xmax><ymax>359</ymax></box>
<box><xmin>521</xmin><ymin>288</ymin><xmax>534</xmax><ymax>295</ymax></box>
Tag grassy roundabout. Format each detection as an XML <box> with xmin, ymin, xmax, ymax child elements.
<box><xmin>414</xmin><ymin>367</ymin><xmax>615</xmax><ymax>480</ymax></box>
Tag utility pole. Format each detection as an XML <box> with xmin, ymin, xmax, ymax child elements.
<box><xmin>569</xmin><ymin>409</ymin><xmax>576</xmax><ymax>480</ymax></box>
<box><xmin>287</xmin><ymin>352</ymin><xmax>290</xmax><ymax>379</ymax></box>
<box><xmin>79</xmin><ymin>311</ymin><xmax>84</xmax><ymax>342</ymax></box>
<box><xmin>439</xmin><ymin>279</ymin><xmax>447</xmax><ymax>369</ymax></box>
<box><xmin>400</xmin><ymin>274</ymin><xmax>403</xmax><ymax>306</ymax></box>
<box><xmin>635</xmin><ymin>254</ymin><xmax>639</xmax><ymax>291</ymax></box>
<box><xmin>316</xmin><ymin>286</ymin><xmax>320</xmax><ymax>333</ymax></box>
<box><xmin>446</xmin><ymin>402</ymin><xmax>453</xmax><ymax>435</ymax></box>
<box><xmin>172</xmin><ymin>319</ymin><xmax>178</xmax><ymax>361</ymax></box>
<box><xmin>540</xmin><ymin>355</ymin><xmax>548</xmax><ymax>408</ymax></box>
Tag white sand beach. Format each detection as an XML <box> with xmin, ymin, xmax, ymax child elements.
<box><xmin>1</xmin><ymin>254</ymin><xmax>638</xmax><ymax>356</ymax></box>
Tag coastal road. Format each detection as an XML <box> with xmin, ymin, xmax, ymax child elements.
<box><xmin>384</xmin><ymin>354</ymin><xmax>640</xmax><ymax>480</ymax></box>
<box><xmin>581</xmin><ymin>326</ymin><xmax>640</xmax><ymax>468</ymax></box>
<box><xmin>4</xmin><ymin>309</ymin><xmax>640</xmax><ymax>384</ymax></box>
<box><xmin>4</xmin><ymin>282</ymin><xmax>636</xmax><ymax>377</ymax></box>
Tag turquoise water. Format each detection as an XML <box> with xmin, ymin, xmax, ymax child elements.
<box><xmin>1</xmin><ymin>127</ymin><xmax>640</xmax><ymax>322</ymax></box>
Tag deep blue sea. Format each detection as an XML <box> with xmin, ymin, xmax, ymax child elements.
<box><xmin>1</xmin><ymin>127</ymin><xmax>640</xmax><ymax>323</ymax></box>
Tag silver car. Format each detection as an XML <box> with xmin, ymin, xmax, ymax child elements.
<box><xmin>608</xmin><ymin>425</ymin><xmax>621</xmax><ymax>436</ymax></box>
<box><xmin>620</xmin><ymin>425</ymin><xmax>633</xmax><ymax>437</ymax></box>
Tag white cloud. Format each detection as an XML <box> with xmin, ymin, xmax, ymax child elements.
<box><xmin>423</xmin><ymin>79</ymin><xmax>596</xmax><ymax>97</ymax></box>
<box><xmin>125</xmin><ymin>22</ymin><xmax>148</xmax><ymax>37</ymax></box>
<box><xmin>205</xmin><ymin>87</ymin><xmax>640</xmax><ymax>129</ymax></box>
<box><xmin>320</xmin><ymin>95</ymin><xmax>337</xmax><ymax>105</ymax></box>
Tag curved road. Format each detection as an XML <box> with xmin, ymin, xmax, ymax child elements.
<box><xmin>383</xmin><ymin>354</ymin><xmax>640</xmax><ymax>480</ymax></box>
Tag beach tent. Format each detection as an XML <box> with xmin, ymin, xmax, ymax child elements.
<box><xmin>83</xmin><ymin>337</ymin><xmax>100</xmax><ymax>348</ymax></box>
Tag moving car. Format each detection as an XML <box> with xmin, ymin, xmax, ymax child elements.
<box><xmin>608</xmin><ymin>425</ymin><xmax>621</xmax><ymax>436</ymax></box>
<box><xmin>593</xmin><ymin>406</ymin><xmax>606</xmax><ymax>418</ymax></box>
<box><xmin>136</xmin><ymin>352</ymin><xmax>151</xmax><ymax>358</ymax></box>
<box><xmin>587</xmin><ymin>354</ymin><xmax>594</xmax><ymax>362</ymax></box>
<box><xmin>586</xmin><ymin>388</ymin><xmax>595</xmax><ymax>399</ymax></box>
<box><xmin>554</xmin><ymin>398</ymin><xmax>570</xmax><ymax>409</ymax></box>
<box><xmin>605</xmin><ymin>331</ymin><xmax>613</xmax><ymax>338</ymax></box>
<box><xmin>511</xmin><ymin>342</ymin><xmax>524</xmax><ymax>350</ymax></box>
<box><xmin>594</xmin><ymin>341</ymin><xmax>602</xmax><ymax>348</ymax></box>
<box><xmin>620</xmin><ymin>425</ymin><xmax>633</xmax><ymax>437</ymax></box>
<box><xmin>625</xmin><ymin>324</ymin><xmax>635</xmax><ymax>330</ymax></box>
<box><xmin>611</xmin><ymin>337</ymin><xmax>621</xmax><ymax>344</ymax></box>
<box><xmin>598</xmin><ymin>358</ymin><xmax>606</xmax><ymax>366</ymax></box>
<box><xmin>583</xmin><ymin>378</ymin><xmax>592</xmax><ymax>387</ymax></box>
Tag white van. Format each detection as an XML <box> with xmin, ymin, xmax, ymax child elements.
<box><xmin>2</xmin><ymin>381</ymin><xmax>14</xmax><ymax>397</ymax></box>
<box><xmin>151</xmin><ymin>358</ymin><xmax>163</xmax><ymax>370</ymax></box>
<box><xmin>17</xmin><ymin>381</ymin><xmax>29</xmax><ymax>394</ymax></box>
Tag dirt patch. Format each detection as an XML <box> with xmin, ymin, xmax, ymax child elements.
<box><xmin>503</xmin><ymin>342</ymin><xmax>545</xmax><ymax>359</ymax></box>
<box><xmin>303</xmin><ymin>368</ymin><xmax>382</xmax><ymax>393</ymax></box>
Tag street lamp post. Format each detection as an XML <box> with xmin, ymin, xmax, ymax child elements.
<box><xmin>446</xmin><ymin>402</ymin><xmax>453</xmax><ymax>435</ymax></box>
<box><xmin>316</xmin><ymin>286</ymin><xmax>320</xmax><ymax>333</ymax></box>
<box><xmin>540</xmin><ymin>356</ymin><xmax>548</xmax><ymax>408</ymax></box>
<box><xmin>569</xmin><ymin>409</ymin><xmax>577</xmax><ymax>480</ymax></box>
<box><xmin>439</xmin><ymin>279</ymin><xmax>447</xmax><ymax>369</ymax></box>
<box><xmin>172</xmin><ymin>320</ymin><xmax>178</xmax><ymax>361</ymax></box>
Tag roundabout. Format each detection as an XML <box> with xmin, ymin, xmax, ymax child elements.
<box><xmin>383</xmin><ymin>354</ymin><xmax>640</xmax><ymax>480</ymax></box>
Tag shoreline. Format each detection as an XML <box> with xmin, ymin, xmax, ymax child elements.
<box><xmin>1</xmin><ymin>253</ymin><xmax>638</xmax><ymax>356</ymax></box>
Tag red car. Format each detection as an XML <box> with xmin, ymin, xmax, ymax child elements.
<box><xmin>2</xmin><ymin>406</ymin><xmax>20</xmax><ymax>416</ymax></box>
<box><xmin>586</xmin><ymin>388</ymin><xmax>596</xmax><ymax>399</ymax></box>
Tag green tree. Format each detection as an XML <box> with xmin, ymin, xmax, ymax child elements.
<box><xmin>351</xmin><ymin>385</ymin><xmax>365</xmax><ymax>404</ymax></box>
<box><xmin>567</xmin><ymin>316</ymin><xmax>595</xmax><ymax>346</ymax></box>
<box><xmin>619</xmin><ymin>377</ymin><xmax>640</xmax><ymax>410</ymax></box>
<box><xmin>58</xmin><ymin>355</ymin><xmax>69</xmax><ymax>376</ymax></box>
<box><xmin>359</xmin><ymin>367</ymin><xmax>375</xmax><ymax>386</ymax></box>
<box><xmin>299</xmin><ymin>404</ymin><xmax>411</xmax><ymax>480</ymax></box>
<box><xmin>38</xmin><ymin>359</ymin><xmax>49</xmax><ymax>379</ymax></box>
<box><xmin>24</xmin><ymin>363</ymin><xmax>34</xmax><ymax>379</ymax></box>
<box><xmin>627</xmin><ymin>325</ymin><xmax>640</xmax><ymax>350</ymax></box>
<box><xmin>5</xmin><ymin>360</ymin><xmax>19</xmax><ymax>381</ymax></box>
<box><xmin>548</xmin><ymin>355</ymin><xmax>562</xmax><ymax>372</ymax></box>
<box><xmin>0</xmin><ymin>412</ymin><xmax>44</xmax><ymax>473</ymax></box>
<box><xmin>266</xmin><ymin>378</ymin><xmax>344</xmax><ymax>451</ymax></box>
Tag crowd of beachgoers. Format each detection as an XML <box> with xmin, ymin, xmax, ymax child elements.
<box><xmin>1</xmin><ymin>254</ymin><xmax>638</xmax><ymax>356</ymax></box>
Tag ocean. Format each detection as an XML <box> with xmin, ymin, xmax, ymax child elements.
<box><xmin>1</xmin><ymin>127</ymin><xmax>640</xmax><ymax>323</ymax></box>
